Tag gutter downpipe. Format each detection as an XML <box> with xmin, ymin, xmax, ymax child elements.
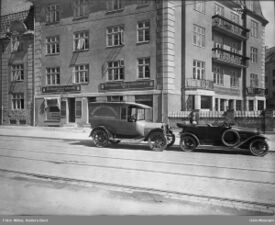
<box><xmin>32</xmin><ymin>6</ymin><xmax>35</xmax><ymax>126</ymax></box>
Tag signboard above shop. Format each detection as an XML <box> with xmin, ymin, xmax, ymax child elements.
<box><xmin>42</xmin><ymin>85</ymin><xmax>81</xmax><ymax>94</ymax></box>
<box><xmin>99</xmin><ymin>80</ymin><xmax>154</xmax><ymax>92</ymax></box>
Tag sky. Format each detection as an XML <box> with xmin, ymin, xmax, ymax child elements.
<box><xmin>1</xmin><ymin>0</ymin><xmax>275</xmax><ymax>47</ymax></box>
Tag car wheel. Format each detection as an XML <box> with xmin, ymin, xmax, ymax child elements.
<box><xmin>221</xmin><ymin>129</ymin><xmax>240</xmax><ymax>147</ymax></box>
<box><xmin>148</xmin><ymin>132</ymin><xmax>167</xmax><ymax>151</ymax></box>
<box><xmin>249</xmin><ymin>139</ymin><xmax>269</xmax><ymax>156</ymax></box>
<box><xmin>166</xmin><ymin>132</ymin><xmax>176</xmax><ymax>147</ymax></box>
<box><xmin>91</xmin><ymin>128</ymin><xmax>109</xmax><ymax>147</ymax></box>
<box><xmin>180</xmin><ymin>135</ymin><xmax>197</xmax><ymax>152</ymax></box>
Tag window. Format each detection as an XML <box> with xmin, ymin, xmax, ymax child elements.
<box><xmin>193</xmin><ymin>1</ymin><xmax>205</xmax><ymax>14</ymax></box>
<box><xmin>11</xmin><ymin>36</ymin><xmax>22</xmax><ymax>52</ymax></box>
<box><xmin>73</xmin><ymin>64</ymin><xmax>89</xmax><ymax>84</ymax></box>
<box><xmin>246</xmin><ymin>0</ymin><xmax>254</xmax><ymax>11</ymax></box>
<box><xmin>273</xmin><ymin>80</ymin><xmax>275</xmax><ymax>86</ymax></box>
<box><xmin>213</xmin><ymin>65</ymin><xmax>224</xmax><ymax>85</ymax></box>
<box><xmin>73</xmin><ymin>0</ymin><xmax>89</xmax><ymax>18</ymax></box>
<box><xmin>230</xmin><ymin>12</ymin><xmax>239</xmax><ymax>24</ymax></box>
<box><xmin>137</xmin><ymin>20</ymin><xmax>150</xmax><ymax>43</ymax></box>
<box><xmin>201</xmin><ymin>96</ymin><xmax>211</xmax><ymax>110</ymax></box>
<box><xmin>193</xmin><ymin>60</ymin><xmax>205</xmax><ymax>80</ymax></box>
<box><xmin>106</xmin><ymin>25</ymin><xmax>124</xmax><ymax>47</ymax></box>
<box><xmin>250</xmin><ymin>73</ymin><xmax>258</xmax><ymax>87</ymax></box>
<box><xmin>258</xmin><ymin>100</ymin><xmax>264</xmax><ymax>110</ymax></box>
<box><xmin>46</xmin><ymin>4</ymin><xmax>60</xmax><ymax>23</ymax></box>
<box><xmin>106</xmin><ymin>0</ymin><xmax>123</xmax><ymax>11</ymax></box>
<box><xmin>107</xmin><ymin>60</ymin><xmax>124</xmax><ymax>81</ymax></box>
<box><xmin>251</xmin><ymin>20</ymin><xmax>258</xmax><ymax>38</ymax></box>
<box><xmin>73</xmin><ymin>31</ymin><xmax>89</xmax><ymax>51</ymax></box>
<box><xmin>107</xmin><ymin>96</ymin><xmax>123</xmax><ymax>102</ymax></box>
<box><xmin>138</xmin><ymin>57</ymin><xmax>150</xmax><ymax>79</ymax></box>
<box><xmin>230</xmin><ymin>71</ymin><xmax>239</xmax><ymax>87</ymax></box>
<box><xmin>12</xmin><ymin>93</ymin><xmax>24</xmax><ymax>110</ymax></box>
<box><xmin>250</xmin><ymin>47</ymin><xmax>258</xmax><ymax>63</ymax></box>
<box><xmin>193</xmin><ymin>25</ymin><xmax>205</xmax><ymax>47</ymax></box>
<box><xmin>46</xmin><ymin>67</ymin><xmax>60</xmax><ymax>85</ymax></box>
<box><xmin>11</xmin><ymin>64</ymin><xmax>24</xmax><ymax>81</ymax></box>
<box><xmin>248</xmin><ymin>100</ymin><xmax>254</xmax><ymax>111</ymax></box>
<box><xmin>46</xmin><ymin>36</ymin><xmax>60</xmax><ymax>55</ymax></box>
<box><xmin>214</xmin><ymin>4</ymin><xmax>224</xmax><ymax>16</ymax></box>
<box><xmin>236</xmin><ymin>100</ymin><xmax>242</xmax><ymax>111</ymax></box>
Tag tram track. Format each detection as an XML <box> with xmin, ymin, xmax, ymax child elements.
<box><xmin>0</xmin><ymin>168</ymin><xmax>274</xmax><ymax>214</ymax></box>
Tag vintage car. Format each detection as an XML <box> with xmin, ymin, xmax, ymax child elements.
<box><xmin>177</xmin><ymin>122</ymin><xmax>269</xmax><ymax>156</ymax></box>
<box><xmin>89</xmin><ymin>102</ymin><xmax>175</xmax><ymax>151</ymax></box>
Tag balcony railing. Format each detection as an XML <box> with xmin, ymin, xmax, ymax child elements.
<box><xmin>185</xmin><ymin>79</ymin><xmax>214</xmax><ymax>90</ymax></box>
<box><xmin>246</xmin><ymin>87</ymin><xmax>266</xmax><ymax>96</ymax></box>
<box><xmin>212</xmin><ymin>48</ymin><xmax>248</xmax><ymax>68</ymax></box>
<box><xmin>212</xmin><ymin>14</ymin><xmax>249</xmax><ymax>40</ymax></box>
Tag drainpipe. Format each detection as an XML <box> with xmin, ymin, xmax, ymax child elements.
<box><xmin>32</xmin><ymin>7</ymin><xmax>35</xmax><ymax>126</ymax></box>
<box><xmin>241</xmin><ymin>0</ymin><xmax>247</xmax><ymax>111</ymax></box>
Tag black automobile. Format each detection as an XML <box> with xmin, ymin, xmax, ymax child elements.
<box><xmin>177</xmin><ymin>122</ymin><xmax>269</xmax><ymax>156</ymax></box>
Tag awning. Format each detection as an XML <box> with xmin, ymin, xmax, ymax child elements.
<box><xmin>44</xmin><ymin>97</ymin><xmax>61</xmax><ymax>110</ymax></box>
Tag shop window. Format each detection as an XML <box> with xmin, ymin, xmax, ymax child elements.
<box><xmin>10</xmin><ymin>119</ymin><xmax>17</xmax><ymax>125</ymax></box>
<box><xmin>135</xmin><ymin>95</ymin><xmax>153</xmax><ymax>107</ymax></box>
<box><xmin>201</xmin><ymin>96</ymin><xmax>211</xmax><ymax>110</ymax></box>
<box><xmin>75</xmin><ymin>100</ymin><xmax>82</xmax><ymax>118</ymax></box>
<box><xmin>249</xmin><ymin>100</ymin><xmax>254</xmax><ymax>111</ymax></box>
<box><xmin>236</xmin><ymin>100</ymin><xmax>242</xmax><ymax>111</ymax></box>
<box><xmin>19</xmin><ymin>120</ymin><xmax>26</xmax><ymax>125</ymax></box>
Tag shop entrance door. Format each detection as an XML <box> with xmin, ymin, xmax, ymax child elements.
<box><xmin>68</xmin><ymin>98</ymin><xmax>75</xmax><ymax>123</ymax></box>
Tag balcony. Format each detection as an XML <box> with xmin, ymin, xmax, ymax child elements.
<box><xmin>246</xmin><ymin>87</ymin><xmax>266</xmax><ymax>96</ymax></box>
<box><xmin>185</xmin><ymin>79</ymin><xmax>214</xmax><ymax>90</ymax></box>
<box><xmin>212</xmin><ymin>14</ymin><xmax>249</xmax><ymax>41</ymax></box>
<box><xmin>212</xmin><ymin>47</ymin><xmax>248</xmax><ymax>68</ymax></box>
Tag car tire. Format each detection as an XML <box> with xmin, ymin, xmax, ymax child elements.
<box><xmin>91</xmin><ymin>128</ymin><xmax>109</xmax><ymax>147</ymax></box>
<box><xmin>148</xmin><ymin>132</ymin><xmax>167</xmax><ymax>151</ymax></box>
<box><xmin>221</xmin><ymin>129</ymin><xmax>240</xmax><ymax>147</ymax></box>
<box><xmin>249</xmin><ymin>139</ymin><xmax>269</xmax><ymax>156</ymax></box>
<box><xmin>166</xmin><ymin>132</ymin><xmax>176</xmax><ymax>147</ymax></box>
<box><xmin>180</xmin><ymin>135</ymin><xmax>197</xmax><ymax>152</ymax></box>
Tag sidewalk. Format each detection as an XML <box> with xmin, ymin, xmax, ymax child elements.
<box><xmin>0</xmin><ymin>125</ymin><xmax>274</xmax><ymax>151</ymax></box>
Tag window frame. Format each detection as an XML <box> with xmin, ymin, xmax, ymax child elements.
<box><xmin>73</xmin><ymin>31</ymin><xmax>89</xmax><ymax>52</ymax></box>
<box><xmin>193</xmin><ymin>24</ymin><xmax>205</xmax><ymax>48</ymax></box>
<box><xmin>11</xmin><ymin>64</ymin><xmax>24</xmax><ymax>82</ymax></box>
<box><xmin>106</xmin><ymin>25</ymin><xmax>124</xmax><ymax>47</ymax></box>
<box><xmin>73</xmin><ymin>64</ymin><xmax>89</xmax><ymax>84</ymax></box>
<box><xmin>107</xmin><ymin>60</ymin><xmax>125</xmax><ymax>81</ymax></box>
<box><xmin>106</xmin><ymin>0</ymin><xmax>123</xmax><ymax>12</ymax></box>
<box><xmin>73</xmin><ymin>0</ymin><xmax>89</xmax><ymax>18</ymax></box>
<box><xmin>250</xmin><ymin>47</ymin><xmax>258</xmax><ymax>63</ymax></box>
<box><xmin>46</xmin><ymin>4</ymin><xmax>60</xmax><ymax>24</ymax></box>
<box><xmin>11</xmin><ymin>36</ymin><xmax>22</xmax><ymax>52</ymax></box>
<box><xmin>46</xmin><ymin>67</ymin><xmax>60</xmax><ymax>86</ymax></box>
<box><xmin>12</xmin><ymin>93</ymin><xmax>24</xmax><ymax>110</ymax></box>
<box><xmin>213</xmin><ymin>65</ymin><xmax>224</xmax><ymax>86</ymax></box>
<box><xmin>46</xmin><ymin>35</ymin><xmax>60</xmax><ymax>55</ymax></box>
<box><xmin>137</xmin><ymin>57</ymin><xmax>150</xmax><ymax>79</ymax></box>
<box><xmin>193</xmin><ymin>59</ymin><xmax>205</xmax><ymax>80</ymax></box>
<box><xmin>250</xmin><ymin>73</ymin><xmax>259</xmax><ymax>88</ymax></box>
<box><xmin>193</xmin><ymin>1</ymin><xmax>205</xmax><ymax>14</ymax></box>
<box><xmin>230</xmin><ymin>71</ymin><xmax>240</xmax><ymax>87</ymax></box>
<box><xmin>137</xmin><ymin>20</ymin><xmax>150</xmax><ymax>44</ymax></box>
<box><xmin>251</xmin><ymin>20</ymin><xmax>258</xmax><ymax>38</ymax></box>
<box><xmin>214</xmin><ymin>3</ymin><xmax>224</xmax><ymax>16</ymax></box>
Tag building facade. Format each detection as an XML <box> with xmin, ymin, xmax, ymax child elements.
<box><xmin>0</xmin><ymin>7</ymin><xmax>34</xmax><ymax>125</ymax></box>
<box><xmin>265</xmin><ymin>46</ymin><xmax>275</xmax><ymax>109</ymax></box>
<box><xmin>31</xmin><ymin>0</ymin><xmax>268</xmax><ymax>127</ymax></box>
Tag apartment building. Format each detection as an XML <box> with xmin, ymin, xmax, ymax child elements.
<box><xmin>0</xmin><ymin>6</ymin><xmax>34</xmax><ymax>125</ymax></box>
<box><xmin>265</xmin><ymin>46</ymin><xmax>275</xmax><ymax>109</ymax></box>
<box><xmin>30</xmin><ymin>0</ymin><xmax>268</xmax><ymax>127</ymax></box>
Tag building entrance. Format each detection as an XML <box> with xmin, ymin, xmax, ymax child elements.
<box><xmin>68</xmin><ymin>98</ymin><xmax>75</xmax><ymax>123</ymax></box>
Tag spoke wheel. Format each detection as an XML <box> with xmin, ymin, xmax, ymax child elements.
<box><xmin>167</xmin><ymin>132</ymin><xmax>176</xmax><ymax>147</ymax></box>
<box><xmin>180</xmin><ymin>135</ymin><xmax>197</xmax><ymax>152</ymax></box>
<box><xmin>91</xmin><ymin>128</ymin><xmax>109</xmax><ymax>147</ymax></box>
<box><xmin>249</xmin><ymin>139</ymin><xmax>269</xmax><ymax>156</ymax></box>
<box><xmin>148</xmin><ymin>132</ymin><xmax>167</xmax><ymax>151</ymax></box>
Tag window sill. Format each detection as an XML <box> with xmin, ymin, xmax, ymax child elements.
<box><xmin>106</xmin><ymin>9</ymin><xmax>124</xmax><ymax>14</ymax></box>
<box><xmin>72</xmin><ymin>16</ymin><xmax>89</xmax><ymax>21</ymax></box>
<box><xmin>11</xmin><ymin>80</ymin><xmax>24</xmax><ymax>83</ymax></box>
<box><xmin>136</xmin><ymin>4</ymin><xmax>150</xmax><ymax>9</ymax></box>
<box><xmin>45</xmin><ymin>53</ymin><xmax>60</xmax><ymax>56</ymax></box>
<box><xmin>73</xmin><ymin>49</ymin><xmax>89</xmax><ymax>53</ymax></box>
<box><xmin>136</xmin><ymin>78</ymin><xmax>151</xmax><ymax>80</ymax></box>
<box><xmin>45</xmin><ymin>21</ymin><xmax>60</xmax><ymax>26</ymax></box>
<box><xmin>73</xmin><ymin>82</ymin><xmax>89</xmax><ymax>85</ymax></box>
<box><xmin>106</xmin><ymin>44</ymin><xmax>124</xmax><ymax>49</ymax></box>
<box><xmin>136</xmin><ymin>41</ymin><xmax>150</xmax><ymax>45</ymax></box>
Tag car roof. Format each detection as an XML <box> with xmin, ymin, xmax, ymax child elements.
<box><xmin>88</xmin><ymin>101</ymin><xmax>152</xmax><ymax>109</ymax></box>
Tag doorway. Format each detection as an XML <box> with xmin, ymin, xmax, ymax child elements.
<box><xmin>68</xmin><ymin>98</ymin><xmax>75</xmax><ymax>123</ymax></box>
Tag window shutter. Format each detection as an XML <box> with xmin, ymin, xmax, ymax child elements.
<box><xmin>75</xmin><ymin>100</ymin><xmax>82</xmax><ymax>118</ymax></box>
<box><xmin>61</xmin><ymin>101</ymin><xmax>66</xmax><ymax>118</ymax></box>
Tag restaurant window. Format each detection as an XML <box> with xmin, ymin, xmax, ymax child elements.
<box><xmin>107</xmin><ymin>60</ymin><xmax>124</xmax><ymax>81</ymax></box>
<box><xmin>46</xmin><ymin>36</ymin><xmax>60</xmax><ymax>55</ymax></box>
<box><xmin>137</xmin><ymin>57</ymin><xmax>150</xmax><ymax>79</ymax></box>
<box><xmin>46</xmin><ymin>67</ymin><xmax>60</xmax><ymax>85</ymax></box>
<box><xmin>137</xmin><ymin>20</ymin><xmax>150</xmax><ymax>43</ymax></box>
<box><xmin>73</xmin><ymin>31</ymin><xmax>89</xmax><ymax>51</ymax></box>
<box><xmin>106</xmin><ymin>0</ymin><xmax>123</xmax><ymax>11</ymax></box>
<box><xmin>12</xmin><ymin>93</ymin><xmax>24</xmax><ymax>110</ymax></box>
<box><xmin>11</xmin><ymin>64</ymin><xmax>24</xmax><ymax>81</ymax></box>
<box><xmin>193</xmin><ymin>1</ymin><xmax>205</xmax><ymax>14</ymax></box>
<box><xmin>73</xmin><ymin>64</ymin><xmax>89</xmax><ymax>84</ymax></box>
<box><xmin>46</xmin><ymin>4</ymin><xmax>60</xmax><ymax>23</ymax></box>
<box><xmin>193</xmin><ymin>59</ymin><xmax>205</xmax><ymax>80</ymax></box>
<box><xmin>193</xmin><ymin>24</ymin><xmax>205</xmax><ymax>47</ymax></box>
<box><xmin>106</xmin><ymin>25</ymin><xmax>124</xmax><ymax>47</ymax></box>
<box><xmin>73</xmin><ymin>0</ymin><xmax>89</xmax><ymax>18</ymax></box>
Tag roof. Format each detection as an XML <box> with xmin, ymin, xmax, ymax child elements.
<box><xmin>89</xmin><ymin>102</ymin><xmax>152</xmax><ymax>109</ymax></box>
<box><xmin>266</xmin><ymin>47</ymin><xmax>275</xmax><ymax>63</ymax></box>
<box><xmin>1</xmin><ymin>0</ymin><xmax>32</xmax><ymax>16</ymax></box>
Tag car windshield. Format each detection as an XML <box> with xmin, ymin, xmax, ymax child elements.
<box><xmin>129</xmin><ymin>107</ymin><xmax>145</xmax><ymax>121</ymax></box>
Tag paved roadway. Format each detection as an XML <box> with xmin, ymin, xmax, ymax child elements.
<box><xmin>0</xmin><ymin>135</ymin><xmax>274</xmax><ymax>215</ymax></box>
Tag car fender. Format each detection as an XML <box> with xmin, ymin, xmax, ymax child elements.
<box><xmin>90</xmin><ymin>126</ymin><xmax>113</xmax><ymax>138</ymax></box>
<box><xmin>144</xmin><ymin>128</ymin><xmax>165</xmax><ymax>141</ymax></box>
<box><xmin>236</xmin><ymin>135</ymin><xmax>268</xmax><ymax>148</ymax></box>
<box><xmin>180</xmin><ymin>132</ymin><xmax>200</xmax><ymax>146</ymax></box>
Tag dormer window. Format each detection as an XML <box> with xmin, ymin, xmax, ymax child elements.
<box><xmin>11</xmin><ymin>36</ymin><xmax>22</xmax><ymax>52</ymax></box>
